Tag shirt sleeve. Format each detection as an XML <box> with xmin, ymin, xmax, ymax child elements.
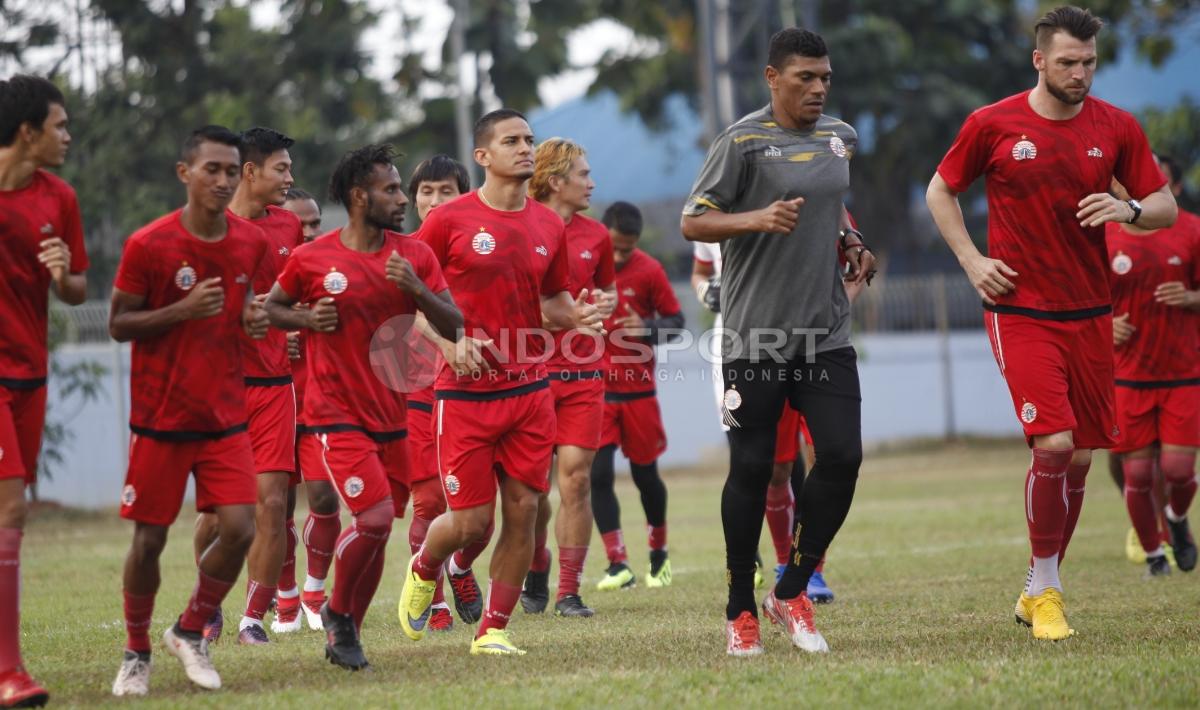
<box><xmin>541</xmin><ymin>224</ymin><xmax>571</xmax><ymax>297</ymax></box>
<box><xmin>275</xmin><ymin>247</ymin><xmax>307</xmax><ymax>301</ymax></box>
<box><xmin>1114</xmin><ymin>113</ymin><xmax>1168</xmax><ymax>200</ymax></box>
<box><xmin>61</xmin><ymin>186</ymin><xmax>89</xmax><ymax>273</ymax></box>
<box><xmin>113</xmin><ymin>236</ymin><xmax>148</xmax><ymax>296</ymax></box>
<box><xmin>682</xmin><ymin>131</ymin><xmax>745</xmax><ymax>216</ymax></box>
<box><xmin>595</xmin><ymin>228</ymin><xmax>615</xmax><ymax>289</ymax></box>
<box><xmin>936</xmin><ymin>112</ymin><xmax>990</xmax><ymax>194</ymax></box>
<box><xmin>414</xmin><ymin>242</ymin><xmax>449</xmax><ymax>294</ymax></box>
<box><xmin>652</xmin><ymin>263</ymin><xmax>682</xmax><ymax>317</ymax></box>
<box><xmin>414</xmin><ymin>209</ymin><xmax>450</xmax><ymax>266</ymax></box>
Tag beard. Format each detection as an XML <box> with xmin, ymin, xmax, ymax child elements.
<box><xmin>1046</xmin><ymin>79</ymin><xmax>1089</xmax><ymax>105</ymax></box>
<box><xmin>365</xmin><ymin>196</ymin><xmax>404</xmax><ymax>231</ymax></box>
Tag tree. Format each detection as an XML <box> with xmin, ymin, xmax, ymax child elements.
<box><xmin>1140</xmin><ymin>98</ymin><xmax>1200</xmax><ymax>211</ymax></box>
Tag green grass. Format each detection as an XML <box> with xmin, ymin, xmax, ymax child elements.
<box><xmin>21</xmin><ymin>440</ymin><xmax>1200</xmax><ymax>708</ymax></box>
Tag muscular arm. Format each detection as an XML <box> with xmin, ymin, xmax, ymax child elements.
<box><xmin>542</xmin><ymin>291</ymin><xmax>580</xmax><ymax>331</ymax></box>
<box><xmin>927</xmin><ymin>173</ymin><xmax>1017</xmax><ymax>305</ymax></box>
<box><xmin>108</xmin><ymin>288</ymin><xmax>184</xmax><ymax>343</ymax></box>
<box><xmin>264</xmin><ymin>282</ymin><xmax>308</xmax><ymax>330</ymax></box>
<box><xmin>412</xmin><ymin>287</ymin><xmax>463</xmax><ymax>341</ymax></box>
<box><xmin>1135</xmin><ymin>184</ymin><xmax>1178</xmax><ymax>230</ymax></box>
<box><xmin>680</xmin><ymin>198</ymin><xmax>803</xmax><ymax>243</ymax></box>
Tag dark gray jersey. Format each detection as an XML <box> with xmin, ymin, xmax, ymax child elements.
<box><xmin>684</xmin><ymin>106</ymin><xmax>856</xmax><ymax>362</ymax></box>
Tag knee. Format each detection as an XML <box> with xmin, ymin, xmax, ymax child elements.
<box><xmin>453</xmin><ymin>509</ymin><xmax>494</xmax><ymax>542</ymax></box>
<box><xmin>220</xmin><ymin>513</ymin><xmax>257</xmax><ymax>551</ymax></box>
<box><xmin>1123</xmin><ymin>457</ymin><xmax>1154</xmax><ymax>489</ymax></box>
<box><xmin>257</xmin><ymin>492</ymin><xmax>288</xmax><ymax>528</ymax></box>
<box><xmin>559</xmin><ymin>468</ymin><xmax>590</xmax><ymax>502</ymax></box>
<box><xmin>811</xmin><ymin>442</ymin><xmax>862</xmax><ymax>480</ymax></box>
<box><xmin>132</xmin><ymin>525</ymin><xmax>169</xmax><ymax>560</ymax></box>
<box><xmin>411</xmin><ymin>480</ymin><xmax>446</xmax><ymax>521</ymax></box>
<box><xmin>770</xmin><ymin>462</ymin><xmax>791</xmax><ymax>486</ymax></box>
<box><xmin>1036</xmin><ymin>431</ymin><xmax>1074</xmax><ymax>452</ymax></box>
<box><xmin>307</xmin><ymin>483</ymin><xmax>340</xmax><ymax>515</ymax></box>
<box><xmin>0</xmin><ymin>495</ymin><xmax>27</xmax><ymax>529</ymax></box>
<box><xmin>1160</xmin><ymin>450</ymin><xmax>1197</xmax><ymax>483</ymax></box>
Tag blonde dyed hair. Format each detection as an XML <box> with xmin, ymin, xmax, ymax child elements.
<box><xmin>529</xmin><ymin>137</ymin><xmax>586</xmax><ymax>202</ymax></box>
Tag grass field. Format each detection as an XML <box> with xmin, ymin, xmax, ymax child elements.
<box><xmin>20</xmin><ymin>439</ymin><xmax>1200</xmax><ymax>708</ymax></box>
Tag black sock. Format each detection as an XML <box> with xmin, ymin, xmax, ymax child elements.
<box><xmin>723</xmin><ymin>426</ymin><xmax>774</xmax><ymax>619</ymax></box>
<box><xmin>649</xmin><ymin>548</ymin><xmax>668</xmax><ymax>574</ymax></box>
<box><xmin>630</xmin><ymin>460</ymin><xmax>667</xmax><ymax>527</ymax></box>
<box><xmin>590</xmin><ymin>445</ymin><xmax>620</xmax><ymax>534</ymax></box>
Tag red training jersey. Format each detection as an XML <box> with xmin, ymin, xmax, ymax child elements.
<box><xmin>293</xmin><ymin>331</ymin><xmax>308</xmax><ymax>424</ymax></box>
<box><xmin>937</xmin><ymin>90</ymin><xmax>1165</xmax><ymax>315</ymax></box>
<box><xmin>234</xmin><ymin>206</ymin><xmax>304</xmax><ymax>382</ymax></box>
<box><xmin>416</xmin><ymin>191</ymin><xmax>570</xmax><ymax>395</ymax></box>
<box><xmin>276</xmin><ymin>229</ymin><xmax>447</xmax><ymax>436</ymax></box>
<box><xmin>113</xmin><ymin>209</ymin><xmax>266</xmax><ymax>438</ymax></box>
<box><xmin>605</xmin><ymin>249</ymin><xmax>682</xmax><ymax>394</ymax></box>
<box><xmin>546</xmin><ymin>213</ymin><xmax>615</xmax><ymax>374</ymax></box>
<box><xmin>0</xmin><ymin>170</ymin><xmax>90</xmax><ymax>385</ymax></box>
<box><xmin>1106</xmin><ymin>218</ymin><xmax>1200</xmax><ymax>383</ymax></box>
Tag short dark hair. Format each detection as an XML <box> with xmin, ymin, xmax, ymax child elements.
<box><xmin>1155</xmin><ymin>153</ymin><xmax>1182</xmax><ymax>186</ymax></box>
<box><xmin>328</xmin><ymin>143</ymin><xmax>398</xmax><ymax>207</ymax></box>
<box><xmin>284</xmin><ymin>186</ymin><xmax>320</xmax><ymax>211</ymax></box>
<box><xmin>474</xmin><ymin>108</ymin><xmax>528</xmax><ymax>148</ymax></box>
<box><xmin>602</xmin><ymin>201</ymin><xmax>643</xmax><ymax>237</ymax></box>
<box><xmin>1035</xmin><ymin>6</ymin><xmax>1103</xmax><ymax>49</ymax></box>
<box><xmin>180</xmin><ymin>125</ymin><xmax>241</xmax><ymax>164</ymax></box>
<box><xmin>767</xmin><ymin>28</ymin><xmax>828</xmax><ymax>69</ymax></box>
<box><xmin>239</xmin><ymin>126</ymin><xmax>294</xmax><ymax>166</ymax></box>
<box><xmin>408</xmin><ymin>154</ymin><xmax>470</xmax><ymax>196</ymax></box>
<box><xmin>0</xmin><ymin>74</ymin><xmax>66</xmax><ymax>147</ymax></box>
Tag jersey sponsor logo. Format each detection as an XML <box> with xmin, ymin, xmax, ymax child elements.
<box><xmin>1020</xmin><ymin>401</ymin><xmax>1038</xmax><ymax>424</ymax></box>
<box><xmin>1011</xmin><ymin>138</ymin><xmax>1037</xmax><ymax>161</ymax></box>
<box><xmin>1168</xmin><ymin>255</ymin><xmax>1183</xmax><ymax>266</ymax></box>
<box><xmin>174</xmin><ymin>264</ymin><xmax>198</xmax><ymax>291</ymax></box>
<box><xmin>580</xmin><ymin>250</ymin><xmax>593</xmax><ymax>260</ymax></box>
<box><xmin>235</xmin><ymin>273</ymin><xmax>249</xmax><ymax>285</ymax></box>
<box><xmin>622</xmin><ymin>287</ymin><xmax>636</xmax><ymax>297</ymax></box>
<box><xmin>1087</xmin><ymin>147</ymin><xmax>1104</xmax><ymax>158</ymax></box>
<box><xmin>829</xmin><ymin>134</ymin><xmax>847</xmax><ymax>158</ymax></box>
<box><xmin>444</xmin><ymin>474</ymin><xmax>461</xmax><ymax>496</ymax></box>
<box><xmin>121</xmin><ymin>484</ymin><xmax>137</xmax><ymax>506</ymax></box>
<box><xmin>279</xmin><ymin>246</ymin><xmax>291</xmax><ymax>256</ymax></box>
<box><xmin>323</xmin><ymin>269</ymin><xmax>349</xmax><ymax>295</ymax></box>
<box><xmin>344</xmin><ymin>476</ymin><xmax>365</xmax><ymax>498</ymax></box>
<box><xmin>472</xmin><ymin>231</ymin><xmax>497</xmax><ymax>255</ymax></box>
<box><xmin>39</xmin><ymin>223</ymin><xmax>54</xmax><ymax>235</ymax></box>
<box><xmin>1111</xmin><ymin>252</ymin><xmax>1133</xmax><ymax>275</ymax></box>
<box><xmin>535</xmin><ymin>245</ymin><xmax>549</xmax><ymax>256</ymax></box>
<box><xmin>763</xmin><ymin>145</ymin><xmax>783</xmax><ymax>158</ymax></box>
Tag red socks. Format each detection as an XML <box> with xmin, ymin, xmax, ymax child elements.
<box><xmin>1124</xmin><ymin>457</ymin><xmax>1161</xmax><ymax>553</ymax></box>
<box><xmin>764</xmin><ymin>482</ymin><xmax>794</xmax><ymax>565</ymax></box>
<box><xmin>601</xmin><ymin>530</ymin><xmax>627</xmax><ymax>565</ymax></box>
<box><xmin>1026</xmin><ymin>448</ymin><xmax>1072</xmax><ymax>558</ymax></box>
<box><xmin>1160</xmin><ymin>450</ymin><xmax>1197</xmax><ymax>519</ymax></box>
<box><xmin>350</xmin><ymin>541</ymin><xmax>387</xmax><ymax>630</ymax></box>
<box><xmin>557</xmin><ymin>546</ymin><xmax>587</xmax><ymax>599</ymax></box>
<box><xmin>1059</xmin><ymin>460</ymin><xmax>1090</xmax><ymax>561</ymax></box>
<box><xmin>123</xmin><ymin>591</ymin><xmax>155</xmax><ymax>653</ymax></box>
<box><xmin>243</xmin><ymin>579</ymin><xmax>277</xmax><ymax>623</ymax></box>
<box><xmin>0</xmin><ymin>528</ymin><xmax>22</xmax><ymax>670</ymax></box>
<box><xmin>328</xmin><ymin>502</ymin><xmax>393</xmax><ymax>618</ymax></box>
<box><xmin>303</xmin><ymin>510</ymin><xmax>341</xmax><ymax>582</ymax></box>
<box><xmin>648</xmin><ymin>524</ymin><xmax>667</xmax><ymax>552</ymax></box>
<box><xmin>278</xmin><ymin>517</ymin><xmax>298</xmax><ymax>593</ymax></box>
<box><xmin>413</xmin><ymin>545</ymin><xmax>444</xmax><ymax>582</ymax></box>
<box><xmin>530</xmin><ymin>528</ymin><xmax>551</xmax><ymax>574</ymax></box>
<box><xmin>179</xmin><ymin>571</ymin><xmax>235</xmax><ymax>633</ymax></box>
<box><xmin>477</xmin><ymin>578</ymin><xmax>521</xmax><ymax>637</ymax></box>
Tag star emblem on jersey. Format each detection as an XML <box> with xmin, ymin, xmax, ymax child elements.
<box><xmin>472</xmin><ymin>231</ymin><xmax>496</xmax><ymax>255</ymax></box>
<box><xmin>1011</xmin><ymin>138</ymin><xmax>1037</xmax><ymax>161</ymax></box>
<box><xmin>764</xmin><ymin>145</ymin><xmax>783</xmax><ymax>158</ymax></box>
<box><xmin>1111</xmin><ymin>252</ymin><xmax>1132</xmax><ymax>275</ymax></box>
<box><xmin>1020</xmin><ymin>401</ymin><xmax>1038</xmax><ymax>424</ymax></box>
<box><xmin>444</xmin><ymin>474</ymin><xmax>461</xmax><ymax>496</ymax></box>
<box><xmin>174</xmin><ymin>264</ymin><xmax>197</xmax><ymax>291</ymax></box>
<box><xmin>344</xmin><ymin>476</ymin><xmax>365</xmax><ymax>498</ymax></box>
<box><xmin>1087</xmin><ymin>147</ymin><xmax>1104</xmax><ymax>158</ymax></box>
<box><xmin>121</xmin><ymin>485</ymin><xmax>137</xmax><ymax>506</ymax></box>
<box><xmin>829</xmin><ymin>134</ymin><xmax>847</xmax><ymax>158</ymax></box>
<box><xmin>323</xmin><ymin>269</ymin><xmax>348</xmax><ymax>295</ymax></box>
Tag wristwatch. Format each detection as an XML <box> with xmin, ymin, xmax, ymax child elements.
<box><xmin>1126</xmin><ymin>199</ymin><xmax>1142</xmax><ymax>224</ymax></box>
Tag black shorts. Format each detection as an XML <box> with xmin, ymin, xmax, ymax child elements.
<box><xmin>720</xmin><ymin>347</ymin><xmax>860</xmax><ymax>429</ymax></box>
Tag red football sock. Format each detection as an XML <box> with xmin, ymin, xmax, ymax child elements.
<box><xmin>243</xmin><ymin>579</ymin><xmax>277</xmax><ymax>623</ymax></box>
<box><xmin>1124</xmin><ymin>457</ymin><xmax>1161</xmax><ymax>553</ymax></box>
<box><xmin>648</xmin><ymin>524</ymin><xmax>667</xmax><ymax>552</ymax></box>
<box><xmin>815</xmin><ymin>556</ymin><xmax>825</xmax><ymax>573</ymax></box>
<box><xmin>278</xmin><ymin>516</ymin><xmax>298</xmax><ymax>593</ymax></box>
<box><xmin>350</xmin><ymin>540</ymin><xmax>387</xmax><ymax>631</ymax></box>
<box><xmin>329</xmin><ymin>508</ymin><xmax>392</xmax><ymax>617</ymax></box>
<box><xmin>413</xmin><ymin>545</ymin><xmax>444</xmax><ymax>582</ymax></box>
<box><xmin>452</xmin><ymin>519</ymin><xmax>495</xmax><ymax>571</ymax></box>
<box><xmin>408</xmin><ymin>515</ymin><xmax>445</xmax><ymax>605</ymax></box>
<box><xmin>303</xmin><ymin>510</ymin><xmax>341</xmax><ymax>582</ymax></box>
<box><xmin>601</xmin><ymin>529</ymin><xmax>628</xmax><ymax>565</ymax></box>
<box><xmin>123</xmin><ymin>591</ymin><xmax>155</xmax><ymax>653</ymax></box>
<box><xmin>0</xmin><ymin>528</ymin><xmax>23</xmax><ymax>670</ymax></box>
<box><xmin>477</xmin><ymin>578</ymin><xmax>522</xmax><ymax>637</ymax></box>
<box><xmin>179</xmin><ymin>570</ymin><xmax>236</xmax><ymax>633</ymax></box>
<box><xmin>1026</xmin><ymin>448</ymin><xmax>1072</xmax><ymax>558</ymax></box>
<box><xmin>1160</xmin><ymin>450</ymin><xmax>1197</xmax><ymax>519</ymax></box>
<box><xmin>764</xmin><ymin>481</ymin><xmax>794</xmax><ymax>565</ymax></box>
<box><xmin>557</xmin><ymin>546</ymin><xmax>587</xmax><ymax>599</ymax></box>
<box><xmin>530</xmin><ymin>528</ymin><xmax>551</xmax><ymax>574</ymax></box>
<box><xmin>1058</xmin><ymin>460</ymin><xmax>1090</xmax><ymax>562</ymax></box>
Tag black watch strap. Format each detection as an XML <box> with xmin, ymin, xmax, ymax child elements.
<box><xmin>1126</xmin><ymin>200</ymin><xmax>1142</xmax><ymax>224</ymax></box>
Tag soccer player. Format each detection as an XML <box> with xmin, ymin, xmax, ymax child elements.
<box><xmin>284</xmin><ymin>187</ymin><xmax>323</xmax><ymax>240</ymax></box>
<box><xmin>522</xmin><ymin>138</ymin><xmax>617</xmax><ymax>617</ymax></box>
<box><xmin>108</xmin><ymin>125</ymin><xmax>269</xmax><ymax>696</ymax></box>
<box><xmin>926</xmin><ymin>6</ymin><xmax>1176</xmax><ymax>641</ymax></box>
<box><xmin>1107</xmin><ymin>170</ymin><xmax>1200</xmax><ymax>576</ymax></box>
<box><xmin>266</xmin><ymin>143</ymin><xmax>462</xmax><ymax>670</ymax></box>
<box><xmin>398</xmin><ymin>109</ymin><xmax>604</xmax><ymax>656</ymax></box>
<box><xmin>681</xmin><ymin>28</ymin><xmax>875</xmax><ymax>656</ymax></box>
<box><xmin>0</xmin><ymin>74</ymin><xmax>88</xmax><ymax>709</ymax></box>
<box><xmin>590</xmin><ymin>201</ymin><xmax>683</xmax><ymax>591</ymax></box>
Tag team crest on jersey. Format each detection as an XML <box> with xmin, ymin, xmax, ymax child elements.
<box><xmin>121</xmin><ymin>485</ymin><xmax>136</xmax><ymax>506</ymax></box>
<box><xmin>174</xmin><ymin>264</ymin><xmax>197</xmax><ymax>291</ymax></box>
<box><xmin>622</xmin><ymin>287</ymin><xmax>636</xmax><ymax>297</ymax></box>
<box><xmin>444</xmin><ymin>474</ymin><xmax>461</xmax><ymax>496</ymax></box>
<box><xmin>323</xmin><ymin>269</ymin><xmax>348</xmax><ymax>295</ymax></box>
<box><xmin>581</xmin><ymin>250</ymin><xmax>593</xmax><ymax>260</ymax></box>
<box><xmin>1111</xmin><ymin>252</ymin><xmax>1133</xmax><ymax>275</ymax></box>
<box><xmin>535</xmin><ymin>245</ymin><xmax>549</xmax><ymax>256</ymax></box>
<box><xmin>1168</xmin><ymin>255</ymin><xmax>1183</xmax><ymax>266</ymax></box>
<box><xmin>723</xmin><ymin>387</ymin><xmax>743</xmax><ymax>411</ymax></box>
<box><xmin>1020</xmin><ymin>401</ymin><xmax>1038</xmax><ymax>424</ymax></box>
<box><xmin>763</xmin><ymin>145</ymin><xmax>783</xmax><ymax>158</ymax></box>
<box><xmin>1011</xmin><ymin>138</ymin><xmax>1037</xmax><ymax>161</ymax></box>
<box><xmin>472</xmin><ymin>231</ymin><xmax>497</xmax><ymax>255</ymax></box>
<box><xmin>344</xmin><ymin>476</ymin><xmax>364</xmax><ymax>498</ymax></box>
<box><xmin>829</xmin><ymin>134</ymin><xmax>847</xmax><ymax>158</ymax></box>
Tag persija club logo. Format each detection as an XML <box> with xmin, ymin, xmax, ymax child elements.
<box><xmin>472</xmin><ymin>231</ymin><xmax>496</xmax><ymax>255</ymax></box>
<box><xmin>444</xmin><ymin>474</ymin><xmax>461</xmax><ymax>496</ymax></box>
<box><xmin>174</xmin><ymin>264</ymin><xmax>197</xmax><ymax>291</ymax></box>
<box><xmin>1011</xmin><ymin>138</ymin><xmax>1037</xmax><ymax>161</ymax></box>
<box><xmin>344</xmin><ymin>476</ymin><xmax>365</xmax><ymax>498</ymax></box>
<box><xmin>323</xmin><ymin>270</ymin><xmax>348</xmax><ymax>295</ymax></box>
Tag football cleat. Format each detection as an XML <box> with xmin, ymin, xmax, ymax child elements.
<box><xmin>446</xmin><ymin>564</ymin><xmax>483</xmax><ymax>624</ymax></box>
<box><xmin>301</xmin><ymin>590</ymin><xmax>326</xmax><ymax>630</ymax></box>
<box><xmin>807</xmin><ymin>571</ymin><xmax>835</xmax><ymax>604</ymax></box>
<box><xmin>554</xmin><ymin>594</ymin><xmax>595</xmax><ymax>618</ymax></box>
<box><xmin>236</xmin><ymin>623</ymin><xmax>269</xmax><ymax>645</ymax></box>
<box><xmin>645</xmin><ymin>557</ymin><xmax>672</xmax><ymax>589</ymax></box>
<box><xmin>470</xmin><ymin>628</ymin><xmax>527</xmax><ymax>656</ymax></box>
<box><xmin>428</xmin><ymin>605</ymin><xmax>454</xmax><ymax>632</ymax></box>
<box><xmin>271</xmin><ymin>594</ymin><xmax>303</xmax><ymax>633</ymax></box>
<box><xmin>111</xmin><ymin>650</ymin><xmax>151</xmax><ymax>697</ymax></box>
<box><xmin>201</xmin><ymin>607</ymin><xmax>223</xmax><ymax>645</ymax></box>
<box><xmin>1014</xmin><ymin>592</ymin><xmax>1033</xmax><ymax>627</ymax></box>
<box><xmin>162</xmin><ymin>623</ymin><xmax>221</xmax><ymax>690</ymax></box>
<box><xmin>1146</xmin><ymin>553</ymin><xmax>1172</xmax><ymax>578</ymax></box>
<box><xmin>725</xmin><ymin>611</ymin><xmax>764</xmax><ymax>657</ymax></box>
<box><xmin>762</xmin><ymin>590</ymin><xmax>829</xmax><ymax>653</ymax></box>
<box><xmin>597</xmin><ymin>562</ymin><xmax>637</xmax><ymax>591</ymax></box>
<box><xmin>1125</xmin><ymin>528</ymin><xmax>1146</xmax><ymax>564</ymax></box>
<box><xmin>321</xmin><ymin>603</ymin><xmax>369</xmax><ymax>671</ymax></box>
<box><xmin>1028</xmin><ymin>588</ymin><xmax>1074</xmax><ymax>641</ymax></box>
<box><xmin>398</xmin><ymin>556</ymin><xmax>436</xmax><ymax>641</ymax></box>
<box><xmin>1166</xmin><ymin>517</ymin><xmax>1197</xmax><ymax>572</ymax></box>
<box><xmin>520</xmin><ymin>569</ymin><xmax>550</xmax><ymax>614</ymax></box>
<box><xmin>0</xmin><ymin>666</ymin><xmax>49</xmax><ymax>707</ymax></box>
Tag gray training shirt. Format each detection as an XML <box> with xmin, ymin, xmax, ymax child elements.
<box><xmin>683</xmin><ymin>105</ymin><xmax>857</xmax><ymax>362</ymax></box>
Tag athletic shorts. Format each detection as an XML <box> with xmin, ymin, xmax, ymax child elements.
<box><xmin>721</xmin><ymin>347</ymin><xmax>862</xmax><ymax>430</ymax></box>
<box><xmin>435</xmin><ymin>386</ymin><xmax>556</xmax><ymax>511</ymax></box>
<box><xmin>406</xmin><ymin>400</ymin><xmax>438</xmax><ymax>483</ymax></box>
<box><xmin>550</xmin><ymin>375</ymin><xmax>604</xmax><ymax>449</ymax></box>
<box><xmin>600</xmin><ymin>392</ymin><xmax>667</xmax><ymax>466</ymax></box>
<box><xmin>299</xmin><ymin>431</ymin><xmax>409</xmax><ymax>516</ymax></box>
<box><xmin>775</xmin><ymin>406</ymin><xmax>802</xmax><ymax>464</ymax></box>
<box><xmin>119</xmin><ymin>432</ymin><xmax>256</xmax><ymax>526</ymax></box>
<box><xmin>1113</xmin><ymin>383</ymin><xmax>1200</xmax><ymax>453</ymax></box>
<box><xmin>984</xmin><ymin>311</ymin><xmax>1118</xmax><ymax>449</ymax></box>
<box><xmin>0</xmin><ymin>385</ymin><xmax>46</xmax><ymax>485</ymax></box>
<box><xmin>245</xmin><ymin>384</ymin><xmax>297</xmax><ymax>479</ymax></box>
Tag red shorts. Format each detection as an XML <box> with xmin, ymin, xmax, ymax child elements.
<box><xmin>435</xmin><ymin>386</ymin><xmax>556</xmax><ymax>511</ymax></box>
<box><xmin>0</xmin><ymin>385</ymin><xmax>46</xmax><ymax>485</ymax></box>
<box><xmin>245</xmin><ymin>384</ymin><xmax>297</xmax><ymax>479</ymax></box>
<box><xmin>299</xmin><ymin>431</ymin><xmax>409</xmax><ymax>516</ymax></box>
<box><xmin>600</xmin><ymin>393</ymin><xmax>667</xmax><ymax>466</ymax></box>
<box><xmin>775</xmin><ymin>406</ymin><xmax>802</xmax><ymax>464</ymax></box>
<box><xmin>985</xmin><ymin>311</ymin><xmax>1118</xmax><ymax>449</ymax></box>
<box><xmin>550</xmin><ymin>376</ymin><xmax>604</xmax><ymax>449</ymax></box>
<box><xmin>120</xmin><ymin>432</ymin><xmax>257</xmax><ymax>526</ymax></box>
<box><xmin>407</xmin><ymin>401</ymin><xmax>438</xmax><ymax>483</ymax></box>
<box><xmin>1113</xmin><ymin>384</ymin><xmax>1200</xmax><ymax>453</ymax></box>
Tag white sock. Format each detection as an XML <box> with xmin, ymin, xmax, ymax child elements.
<box><xmin>1166</xmin><ymin>504</ymin><xmax>1186</xmax><ymax>523</ymax></box>
<box><xmin>239</xmin><ymin>616</ymin><xmax>262</xmax><ymax>631</ymax></box>
<box><xmin>278</xmin><ymin>586</ymin><xmax>300</xmax><ymax>599</ymax></box>
<box><xmin>448</xmin><ymin>554</ymin><xmax>469</xmax><ymax>576</ymax></box>
<box><xmin>1027</xmin><ymin>554</ymin><xmax>1061</xmax><ymax>596</ymax></box>
<box><xmin>303</xmin><ymin>575</ymin><xmax>325</xmax><ymax>593</ymax></box>
<box><xmin>432</xmin><ymin>602</ymin><xmax>450</xmax><ymax>610</ymax></box>
<box><xmin>1147</xmin><ymin>545</ymin><xmax>1165</xmax><ymax>558</ymax></box>
<box><xmin>1022</xmin><ymin>565</ymin><xmax>1034</xmax><ymax>594</ymax></box>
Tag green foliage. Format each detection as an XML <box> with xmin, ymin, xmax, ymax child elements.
<box><xmin>1140</xmin><ymin>98</ymin><xmax>1200</xmax><ymax>210</ymax></box>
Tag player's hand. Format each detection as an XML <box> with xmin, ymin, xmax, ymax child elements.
<box><xmin>179</xmin><ymin>277</ymin><xmax>225</xmax><ymax>320</ymax></box>
<box><xmin>243</xmin><ymin>293</ymin><xmax>270</xmax><ymax>340</ymax></box>
<box><xmin>697</xmin><ymin>276</ymin><xmax>721</xmax><ymax>313</ymax></box>
<box><xmin>1077</xmin><ymin>193</ymin><xmax>1135</xmax><ymax>228</ymax></box>
<box><xmin>386</xmin><ymin>250</ymin><xmax>424</xmax><ymax>296</ymax></box>
<box><xmin>615</xmin><ymin>303</ymin><xmax>648</xmax><ymax>336</ymax></box>
<box><xmin>286</xmin><ymin>331</ymin><xmax>301</xmax><ymax>360</ymax></box>
<box><xmin>750</xmin><ymin>197</ymin><xmax>805</xmax><ymax>234</ymax></box>
<box><xmin>844</xmin><ymin>245</ymin><xmax>877</xmax><ymax>286</ymax></box>
<box><xmin>571</xmin><ymin>289</ymin><xmax>606</xmax><ymax>335</ymax></box>
<box><xmin>961</xmin><ymin>254</ymin><xmax>1017</xmax><ymax>305</ymax></box>
<box><xmin>1154</xmin><ymin>281</ymin><xmax>1198</xmax><ymax>309</ymax></box>
<box><xmin>594</xmin><ymin>289</ymin><xmax>618</xmax><ymax>319</ymax></box>
<box><xmin>307</xmin><ymin>297</ymin><xmax>338</xmax><ymax>333</ymax></box>
<box><xmin>444</xmin><ymin>335</ymin><xmax>493</xmax><ymax>377</ymax></box>
<box><xmin>37</xmin><ymin>237</ymin><xmax>70</xmax><ymax>283</ymax></box>
<box><xmin>1112</xmin><ymin>312</ymin><xmax>1136</xmax><ymax>346</ymax></box>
